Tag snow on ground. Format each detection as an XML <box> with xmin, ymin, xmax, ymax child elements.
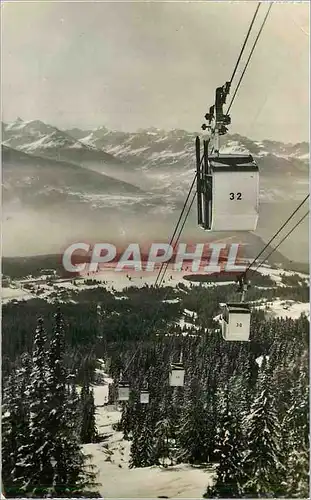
<box><xmin>1</xmin><ymin>286</ymin><xmax>34</xmax><ymax>304</ymax></box>
<box><xmin>177</xmin><ymin>318</ymin><xmax>198</xmax><ymax>331</ymax></box>
<box><xmin>251</xmin><ymin>264</ymin><xmax>308</xmax><ymax>284</ymax></box>
<box><xmin>184</xmin><ymin>308</ymin><xmax>198</xmax><ymax>319</ymax></box>
<box><xmin>256</xmin><ymin>299</ymin><xmax>310</xmax><ymax>320</ymax></box>
<box><xmin>256</xmin><ymin>355</ymin><xmax>270</xmax><ymax>367</ymax></box>
<box><xmin>1</xmin><ymin>263</ymin><xmax>308</xmax><ymax>307</ymax></box>
<box><xmin>84</xmin><ymin>381</ymin><xmax>214</xmax><ymax>498</ymax></box>
<box><xmin>92</xmin><ymin>267</ymin><xmax>195</xmax><ymax>292</ymax></box>
<box><xmin>213</xmin><ymin>299</ymin><xmax>309</xmax><ymax>323</ymax></box>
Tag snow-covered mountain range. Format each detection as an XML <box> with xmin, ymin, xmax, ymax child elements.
<box><xmin>3</xmin><ymin>118</ymin><xmax>309</xmax><ymax>171</ymax></box>
<box><xmin>2</xmin><ymin>118</ymin><xmax>309</xmax><ymax>262</ymax></box>
<box><xmin>3</xmin><ymin>118</ymin><xmax>308</xmax><ymax>201</ymax></box>
<box><xmin>67</xmin><ymin>124</ymin><xmax>309</xmax><ymax>168</ymax></box>
<box><xmin>2</xmin><ymin>118</ymin><xmax>117</xmax><ymax>165</ymax></box>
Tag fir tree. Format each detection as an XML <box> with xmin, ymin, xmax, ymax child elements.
<box><xmin>204</xmin><ymin>408</ymin><xmax>244</xmax><ymax>498</ymax></box>
<box><xmin>241</xmin><ymin>362</ymin><xmax>286</xmax><ymax>497</ymax></box>
<box><xmin>2</xmin><ymin>371</ymin><xmax>21</xmax><ymax>494</ymax></box>
<box><xmin>46</xmin><ymin>308</ymin><xmax>98</xmax><ymax>496</ymax></box>
<box><xmin>178</xmin><ymin>378</ymin><xmax>209</xmax><ymax>464</ymax></box>
<box><xmin>13</xmin><ymin>318</ymin><xmax>54</xmax><ymax>495</ymax></box>
<box><xmin>284</xmin><ymin>376</ymin><xmax>309</xmax><ymax>497</ymax></box>
<box><xmin>80</xmin><ymin>384</ymin><xmax>98</xmax><ymax>444</ymax></box>
<box><xmin>154</xmin><ymin>417</ymin><xmax>171</xmax><ymax>467</ymax></box>
<box><xmin>129</xmin><ymin>409</ymin><xmax>154</xmax><ymax>468</ymax></box>
<box><xmin>3</xmin><ymin>354</ymin><xmax>33</xmax><ymax>495</ymax></box>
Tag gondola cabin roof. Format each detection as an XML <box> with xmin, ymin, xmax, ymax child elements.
<box><xmin>119</xmin><ymin>380</ymin><xmax>129</xmax><ymax>387</ymax></box>
<box><xmin>171</xmin><ymin>362</ymin><xmax>184</xmax><ymax>370</ymax></box>
<box><xmin>225</xmin><ymin>303</ymin><xmax>251</xmax><ymax>314</ymax></box>
<box><xmin>209</xmin><ymin>154</ymin><xmax>258</xmax><ymax>172</ymax></box>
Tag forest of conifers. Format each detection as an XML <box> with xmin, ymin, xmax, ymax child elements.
<box><xmin>2</xmin><ymin>270</ymin><xmax>309</xmax><ymax>497</ymax></box>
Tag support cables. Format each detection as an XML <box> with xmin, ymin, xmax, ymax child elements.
<box><xmin>227</xmin><ymin>2</ymin><xmax>273</xmax><ymax>115</ymax></box>
<box><xmin>244</xmin><ymin>193</ymin><xmax>309</xmax><ymax>277</ymax></box>
<box><xmin>229</xmin><ymin>3</ymin><xmax>262</xmax><ymax>85</ymax></box>
<box><xmin>253</xmin><ymin>211</ymin><xmax>309</xmax><ymax>273</ymax></box>
<box><xmin>154</xmin><ymin>172</ymin><xmax>197</xmax><ymax>287</ymax></box>
<box><xmin>157</xmin><ymin>190</ymin><xmax>197</xmax><ymax>289</ymax></box>
<box><xmin>124</xmin><ymin>167</ymin><xmax>201</xmax><ymax>375</ymax></box>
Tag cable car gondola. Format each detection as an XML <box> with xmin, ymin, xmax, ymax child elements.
<box><xmin>196</xmin><ymin>142</ymin><xmax>259</xmax><ymax>232</ymax></box>
<box><xmin>118</xmin><ymin>381</ymin><xmax>130</xmax><ymax>401</ymax></box>
<box><xmin>221</xmin><ymin>302</ymin><xmax>251</xmax><ymax>341</ymax></box>
<box><xmin>201</xmin><ymin>153</ymin><xmax>259</xmax><ymax>231</ymax></box>
<box><xmin>140</xmin><ymin>389</ymin><xmax>150</xmax><ymax>404</ymax></box>
<box><xmin>169</xmin><ymin>362</ymin><xmax>185</xmax><ymax>387</ymax></box>
<box><xmin>197</xmin><ymin>81</ymin><xmax>259</xmax><ymax>233</ymax></box>
<box><xmin>221</xmin><ymin>274</ymin><xmax>251</xmax><ymax>342</ymax></box>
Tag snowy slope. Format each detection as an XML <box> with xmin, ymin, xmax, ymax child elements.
<box><xmin>256</xmin><ymin>299</ymin><xmax>309</xmax><ymax>320</ymax></box>
<box><xmin>2</xmin><ymin>264</ymin><xmax>309</xmax><ymax>326</ymax></box>
<box><xmin>83</xmin><ymin>368</ymin><xmax>214</xmax><ymax>498</ymax></box>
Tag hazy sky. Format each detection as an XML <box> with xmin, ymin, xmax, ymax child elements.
<box><xmin>2</xmin><ymin>1</ymin><xmax>309</xmax><ymax>143</ymax></box>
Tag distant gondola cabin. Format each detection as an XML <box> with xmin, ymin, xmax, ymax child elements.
<box><xmin>169</xmin><ymin>363</ymin><xmax>185</xmax><ymax>387</ymax></box>
<box><xmin>140</xmin><ymin>390</ymin><xmax>150</xmax><ymax>404</ymax></box>
<box><xmin>222</xmin><ymin>303</ymin><xmax>251</xmax><ymax>341</ymax></box>
<box><xmin>118</xmin><ymin>382</ymin><xmax>130</xmax><ymax>401</ymax></box>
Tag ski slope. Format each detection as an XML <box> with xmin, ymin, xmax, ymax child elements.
<box><xmin>84</xmin><ymin>376</ymin><xmax>214</xmax><ymax>498</ymax></box>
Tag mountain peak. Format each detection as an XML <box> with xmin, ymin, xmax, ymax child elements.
<box><xmin>5</xmin><ymin>117</ymin><xmax>26</xmax><ymax>131</ymax></box>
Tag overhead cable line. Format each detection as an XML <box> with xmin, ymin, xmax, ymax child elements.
<box><xmin>125</xmin><ymin>166</ymin><xmax>202</xmax><ymax>374</ymax></box>
<box><xmin>254</xmin><ymin>211</ymin><xmax>309</xmax><ymax>273</ymax></box>
<box><xmin>245</xmin><ymin>193</ymin><xmax>309</xmax><ymax>275</ymax></box>
<box><xmin>226</xmin><ymin>2</ymin><xmax>273</xmax><ymax>115</ymax></box>
<box><xmin>158</xmin><ymin>190</ymin><xmax>197</xmax><ymax>288</ymax></box>
<box><xmin>155</xmin><ymin>172</ymin><xmax>197</xmax><ymax>287</ymax></box>
<box><xmin>229</xmin><ymin>2</ymin><xmax>262</xmax><ymax>85</ymax></box>
<box><xmin>155</xmin><ymin>173</ymin><xmax>197</xmax><ymax>286</ymax></box>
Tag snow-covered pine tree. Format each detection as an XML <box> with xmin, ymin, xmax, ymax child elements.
<box><xmin>45</xmin><ymin>308</ymin><xmax>98</xmax><ymax>496</ymax></box>
<box><xmin>204</xmin><ymin>388</ymin><xmax>219</xmax><ymax>463</ymax></box>
<box><xmin>2</xmin><ymin>370</ymin><xmax>23</xmax><ymax>495</ymax></box>
<box><xmin>80</xmin><ymin>383</ymin><xmax>98</xmax><ymax>444</ymax></box>
<box><xmin>12</xmin><ymin>318</ymin><xmax>54</xmax><ymax>496</ymax></box>
<box><xmin>285</xmin><ymin>447</ymin><xmax>309</xmax><ymax>498</ymax></box>
<box><xmin>284</xmin><ymin>372</ymin><xmax>309</xmax><ymax>497</ymax></box>
<box><xmin>2</xmin><ymin>353</ymin><xmax>32</xmax><ymax>495</ymax></box>
<box><xmin>119</xmin><ymin>401</ymin><xmax>132</xmax><ymax>439</ymax></box>
<box><xmin>204</xmin><ymin>406</ymin><xmax>244</xmax><ymax>498</ymax></box>
<box><xmin>241</xmin><ymin>357</ymin><xmax>286</xmax><ymax>497</ymax></box>
<box><xmin>129</xmin><ymin>405</ymin><xmax>155</xmax><ymax>468</ymax></box>
<box><xmin>228</xmin><ymin>370</ymin><xmax>250</xmax><ymax>422</ymax></box>
<box><xmin>154</xmin><ymin>417</ymin><xmax>171</xmax><ymax>467</ymax></box>
<box><xmin>129</xmin><ymin>424</ymin><xmax>141</xmax><ymax>469</ymax></box>
<box><xmin>129</xmin><ymin>417</ymin><xmax>155</xmax><ymax>468</ymax></box>
<box><xmin>178</xmin><ymin>378</ymin><xmax>209</xmax><ymax>464</ymax></box>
